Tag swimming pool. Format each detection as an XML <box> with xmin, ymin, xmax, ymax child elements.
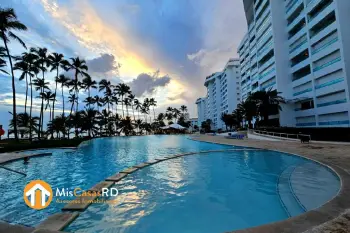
<box><xmin>0</xmin><ymin>136</ymin><xmax>340</xmax><ymax>232</ymax></box>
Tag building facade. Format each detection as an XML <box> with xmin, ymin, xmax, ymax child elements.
<box><xmin>196</xmin><ymin>59</ymin><xmax>241</xmax><ymax>130</ymax></box>
<box><xmin>238</xmin><ymin>0</ymin><xmax>350</xmax><ymax>127</ymax></box>
<box><xmin>195</xmin><ymin>97</ymin><xmax>207</xmax><ymax>127</ymax></box>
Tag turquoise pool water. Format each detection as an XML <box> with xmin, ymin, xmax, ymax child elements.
<box><xmin>0</xmin><ymin>136</ymin><xmax>340</xmax><ymax>232</ymax></box>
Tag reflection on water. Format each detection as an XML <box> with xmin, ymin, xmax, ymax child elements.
<box><xmin>66</xmin><ymin>150</ymin><xmax>340</xmax><ymax>233</ymax></box>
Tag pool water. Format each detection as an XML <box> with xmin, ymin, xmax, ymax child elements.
<box><xmin>0</xmin><ymin>136</ymin><xmax>340</xmax><ymax>232</ymax></box>
<box><xmin>0</xmin><ymin>136</ymin><xmax>232</xmax><ymax>226</ymax></box>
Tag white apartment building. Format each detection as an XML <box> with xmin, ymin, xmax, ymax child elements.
<box><xmin>196</xmin><ymin>59</ymin><xmax>241</xmax><ymax>130</ymax></box>
<box><xmin>238</xmin><ymin>0</ymin><xmax>350</xmax><ymax>127</ymax></box>
<box><xmin>195</xmin><ymin>97</ymin><xmax>207</xmax><ymax>127</ymax></box>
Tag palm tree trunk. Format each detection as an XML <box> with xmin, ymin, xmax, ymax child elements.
<box><xmin>61</xmin><ymin>84</ymin><xmax>65</xmax><ymax>117</ymax></box>
<box><xmin>2</xmin><ymin>35</ymin><xmax>18</xmax><ymax>140</ymax></box>
<box><xmin>52</xmin><ymin>67</ymin><xmax>58</xmax><ymax>121</ymax></box>
<box><xmin>24</xmin><ymin>73</ymin><xmax>28</xmax><ymax>114</ymax></box>
<box><xmin>132</xmin><ymin>105</ymin><xmax>135</xmax><ymax>121</ymax></box>
<box><xmin>29</xmin><ymin>76</ymin><xmax>33</xmax><ymax>141</ymax></box>
<box><xmin>153</xmin><ymin>106</ymin><xmax>155</xmax><ymax>123</ymax></box>
<box><xmin>121</xmin><ymin>96</ymin><xmax>124</xmax><ymax>117</ymax></box>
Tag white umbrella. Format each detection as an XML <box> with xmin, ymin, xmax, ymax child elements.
<box><xmin>169</xmin><ymin>123</ymin><xmax>186</xmax><ymax>130</ymax></box>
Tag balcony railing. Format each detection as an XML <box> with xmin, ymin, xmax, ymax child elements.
<box><xmin>293</xmin><ymin>88</ymin><xmax>312</xmax><ymax>96</ymax></box>
<box><xmin>313</xmin><ymin>57</ymin><xmax>341</xmax><ymax>72</ymax></box>
<box><xmin>290</xmin><ymin>39</ymin><xmax>308</xmax><ymax>54</ymax></box>
<box><xmin>319</xmin><ymin>120</ymin><xmax>350</xmax><ymax>126</ymax></box>
<box><xmin>317</xmin><ymin>98</ymin><xmax>347</xmax><ymax>108</ymax></box>
<box><xmin>315</xmin><ymin>77</ymin><xmax>344</xmax><ymax>89</ymax></box>
<box><xmin>259</xmin><ymin>67</ymin><xmax>275</xmax><ymax>80</ymax></box>
<box><xmin>312</xmin><ymin>37</ymin><xmax>338</xmax><ymax>55</ymax></box>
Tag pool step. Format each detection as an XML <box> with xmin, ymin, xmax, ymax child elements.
<box><xmin>120</xmin><ymin>167</ymin><xmax>139</xmax><ymax>174</ymax></box>
<box><xmin>106</xmin><ymin>173</ymin><xmax>127</xmax><ymax>182</ymax></box>
<box><xmin>35</xmin><ymin>212</ymin><xmax>79</xmax><ymax>231</ymax></box>
<box><xmin>277</xmin><ymin>164</ymin><xmax>306</xmax><ymax>217</ymax></box>
<box><xmin>89</xmin><ymin>181</ymin><xmax>114</xmax><ymax>192</ymax></box>
<box><xmin>133</xmin><ymin>163</ymin><xmax>151</xmax><ymax>169</ymax></box>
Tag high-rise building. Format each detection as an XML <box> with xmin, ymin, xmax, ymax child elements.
<box><xmin>196</xmin><ymin>58</ymin><xmax>241</xmax><ymax>130</ymax></box>
<box><xmin>195</xmin><ymin>97</ymin><xmax>207</xmax><ymax>127</ymax></box>
<box><xmin>239</xmin><ymin>0</ymin><xmax>350</xmax><ymax>127</ymax></box>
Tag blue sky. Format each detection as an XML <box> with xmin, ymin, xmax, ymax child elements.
<box><xmin>0</xmin><ymin>0</ymin><xmax>247</xmax><ymax>131</ymax></box>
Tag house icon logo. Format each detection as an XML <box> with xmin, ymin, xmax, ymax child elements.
<box><xmin>23</xmin><ymin>180</ymin><xmax>53</xmax><ymax>210</ymax></box>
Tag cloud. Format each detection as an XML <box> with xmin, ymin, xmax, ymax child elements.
<box><xmin>167</xmin><ymin>92</ymin><xmax>191</xmax><ymax>101</ymax></box>
<box><xmin>87</xmin><ymin>53</ymin><xmax>120</xmax><ymax>75</ymax></box>
<box><xmin>128</xmin><ymin>73</ymin><xmax>171</xmax><ymax>97</ymax></box>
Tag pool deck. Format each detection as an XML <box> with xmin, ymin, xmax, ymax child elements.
<box><xmin>190</xmin><ymin>135</ymin><xmax>350</xmax><ymax>233</ymax></box>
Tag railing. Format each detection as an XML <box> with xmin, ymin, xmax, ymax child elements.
<box><xmin>289</xmin><ymin>39</ymin><xmax>308</xmax><ymax>54</ymax></box>
<box><xmin>313</xmin><ymin>57</ymin><xmax>341</xmax><ymax>72</ymax></box>
<box><xmin>312</xmin><ymin>37</ymin><xmax>338</xmax><ymax>55</ymax></box>
<box><xmin>315</xmin><ymin>77</ymin><xmax>344</xmax><ymax>89</ymax></box>
<box><xmin>254</xmin><ymin>130</ymin><xmax>311</xmax><ymax>140</ymax></box>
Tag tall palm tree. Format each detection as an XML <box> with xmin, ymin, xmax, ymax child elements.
<box><xmin>128</xmin><ymin>94</ymin><xmax>136</xmax><ymax>121</ymax></box>
<box><xmin>48</xmin><ymin>52</ymin><xmax>67</xmax><ymax>121</ymax></box>
<box><xmin>250</xmin><ymin>89</ymin><xmax>285</xmax><ymax>126</ymax></box>
<box><xmin>149</xmin><ymin>98</ymin><xmax>157</xmax><ymax>122</ymax></box>
<box><xmin>0</xmin><ymin>8</ymin><xmax>28</xmax><ymax>140</ymax></box>
<box><xmin>42</xmin><ymin>91</ymin><xmax>56</xmax><ymax>125</ymax></box>
<box><xmin>115</xmin><ymin>83</ymin><xmax>131</xmax><ymax>117</ymax></box>
<box><xmin>68</xmin><ymin>79</ymin><xmax>82</xmax><ymax>113</ymax></box>
<box><xmin>14</xmin><ymin>57</ymin><xmax>30</xmax><ymax>114</ymax></box>
<box><xmin>81</xmin><ymin>76</ymin><xmax>97</xmax><ymax>107</ymax></box>
<box><xmin>141</xmin><ymin>101</ymin><xmax>149</xmax><ymax>123</ymax></box>
<box><xmin>172</xmin><ymin>108</ymin><xmax>181</xmax><ymax>123</ymax></box>
<box><xmin>134</xmin><ymin>119</ymin><xmax>143</xmax><ymax>135</ymax></box>
<box><xmin>134</xmin><ymin>99</ymin><xmax>142</xmax><ymax>120</ymax></box>
<box><xmin>123</xmin><ymin>98</ymin><xmax>130</xmax><ymax>117</ymax></box>
<box><xmin>56</xmin><ymin>74</ymin><xmax>70</xmax><ymax>117</ymax></box>
<box><xmin>99</xmin><ymin>79</ymin><xmax>113</xmax><ymax>112</ymax></box>
<box><xmin>66</xmin><ymin>57</ymin><xmax>90</xmax><ymax>112</ymax></box>
<box><xmin>32</xmin><ymin>77</ymin><xmax>50</xmax><ymax>137</ymax></box>
<box><xmin>31</xmin><ymin>47</ymin><xmax>50</xmax><ymax>133</ymax></box>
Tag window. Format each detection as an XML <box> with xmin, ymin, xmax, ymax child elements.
<box><xmin>301</xmin><ymin>100</ymin><xmax>314</xmax><ymax>110</ymax></box>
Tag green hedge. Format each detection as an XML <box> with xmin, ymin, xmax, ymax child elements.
<box><xmin>0</xmin><ymin>138</ymin><xmax>88</xmax><ymax>153</ymax></box>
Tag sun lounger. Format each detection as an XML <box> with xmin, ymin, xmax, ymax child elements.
<box><xmin>225</xmin><ymin>134</ymin><xmax>245</xmax><ymax>140</ymax></box>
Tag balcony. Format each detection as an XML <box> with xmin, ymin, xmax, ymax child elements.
<box><xmin>286</xmin><ymin>0</ymin><xmax>304</xmax><ymax>18</ymax></box>
<box><xmin>313</xmin><ymin>57</ymin><xmax>341</xmax><ymax>72</ymax></box>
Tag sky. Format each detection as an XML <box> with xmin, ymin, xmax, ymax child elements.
<box><xmin>0</xmin><ymin>0</ymin><xmax>247</xmax><ymax>131</ymax></box>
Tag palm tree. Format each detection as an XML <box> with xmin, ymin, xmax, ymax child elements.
<box><xmin>81</xmin><ymin>76</ymin><xmax>97</xmax><ymax>107</ymax></box>
<box><xmin>81</xmin><ymin>108</ymin><xmax>99</xmax><ymax>137</ymax></box>
<box><xmin>128</xmin><ymin>94</ymin><xmax>136</xmax><ymax>121</ymax></box>
<box><xmin>172</xmin><ymin>108</ymin><xmax>181</xmax><ymax>123</ymax></box>
<box><xmin>14</xmin><ymin>57</ymin><xmax>31</xmax><ymax>114</ymax></box>
<box><xmin>41</xmin><ymin>91</ymin><xmax>56</xmax><ymax>127</ymax></box>
<box><xmin>32</xmin><ymin>77</ymin><xmax>50</xmax><ymax>137</ymax></box>
<box><xmin>0</xmin><ymin>8</ymin><xmax>28</xmax><ymax>140</ymax></box>
<box><xmin>249</xmin><ymin>88</ymin><xmax>285</xmax><ymax>126</ymax></box>
<box><xmin>56</xmin><ymin>74</ymin><xmax>70</xmax><ymax>117</ymax></box>
<box><xmin>119</xmin><ymin>116</ymin><xmax>134</xmax><ymax>136</ymax></box>
<box><xmin>47</xmin><ymin>114</ymin><xmax>67</xmax><ymax>138</ymax></box>
<box><xmin>141</xmin><ymin>103</ymin><xmax>149</xmax><ymax>123</ymax></box>
<box><xmin>123</xmin><ymin>98</ymin><xmax>130</xmax><ymax>117</ymax></box>
<box><xmin>68</xmin><ymin>79</ymin><xmax>82</xmax><ymax>113</ymax></box>
<box><xmin>68</xmin><ymin>93</ymin><xmax>77</xmax><ymax>118</ymax></box>
<box><xmin>149</xmin><ymin>98</ymin><xmax>157</xmax><ymax>122</ymax></box>
<box><xmin>134</xmin><ymin>99</ymin><xmax>142</xmax><ymax>120</ymax></box>
<box><xmin>180</xmin><ymin>105</ymin><xmax>188</xmax><ymax>115</ymax></box>
<box><xmin>238</xmin><ymin>99</ymin><xmax>257</xmax><ymax>129</ymax></box>
<box><xmin>31</xmin><ymin>47</ymin><xmax>50</xmax><ymax>132</ymax></box>
<box><xmin>134</xmin><ymin>119</ymin><xmax>143</xmax><ymax>135</ymax></box>
<box><xmin>66</xmin><ymin>57</ymin><xmax>90</xmax><ymax>112</ymax></box>
<box><xmin>232</xmin><ymin>109</ymin><xmax>243</xmax><ymax>128</ymax></box>
<box><xmin>93</xmin><ymin>95</ymin><xmax>103</xmax><ymax>112</ymax></box>
<box><xmin>48</xmin><ymin>52</ymin><xmax>67</xmax><ymax>120</ymax></box>
<box><xmin>115</xmin><ymin>83</ymin><xmax>131</xmax><ymax>117</ymax></box>
<box><xmin>99</xmin><ymin>79</ymin><xmax>113</xmax><ymax>112</ymax></box>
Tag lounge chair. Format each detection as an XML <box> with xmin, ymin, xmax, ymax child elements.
<box><xmin>225</xmin><ymin>134</ymin><xmax>245</xmax><ymax>140</ymax></box>
<box><xmin>299</xmin><ymin>134</ymin><xmax>310</xmax><ymax>143</ymax></box>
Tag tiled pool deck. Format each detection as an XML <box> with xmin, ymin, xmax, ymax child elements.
<box><xmin>1</xmin><ymin>138</ymin><xmax>350</xmax><ymax>232</ymax></box>
<box><xmin>190</xmin><ymin>135</ymin><xmax>350</xmax><ymax>233</ymax></box>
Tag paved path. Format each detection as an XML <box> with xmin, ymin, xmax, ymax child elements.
<box><xmin>190</xmin><ymin>135</ymin><xmax>350</xmax><ymax>233</ymax></box>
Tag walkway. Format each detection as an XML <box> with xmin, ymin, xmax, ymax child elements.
<box><xmin>190</xmin><ymin>135</ymin><xmax>350</xmax><ymax>233</ymax></box>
